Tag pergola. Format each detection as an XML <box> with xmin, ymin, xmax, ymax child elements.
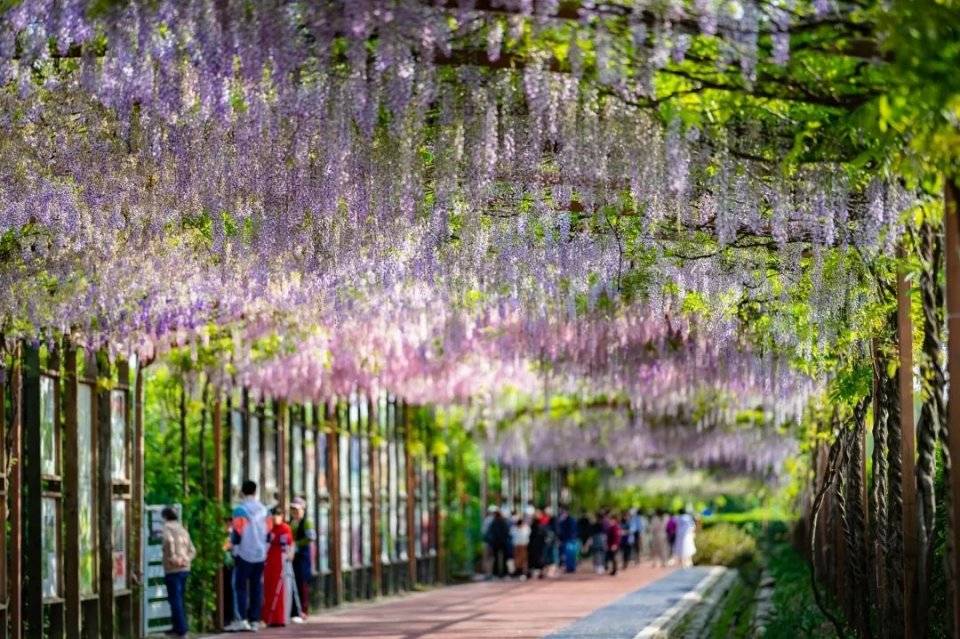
<box><xmin>1</xmin><ymin>1</ymin><xmax>959</xmax><ymax>638</ymax></box>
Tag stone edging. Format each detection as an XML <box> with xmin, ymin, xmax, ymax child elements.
<box><xmin>632</xmin><ymin>566</ymin><xmax>730</xmax><ymax>639</ymax></box>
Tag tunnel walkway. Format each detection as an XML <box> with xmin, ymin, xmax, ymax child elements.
<box><xmin>204</xmin><ymin>563</ymin><xmax>707</xmax><ymax>638</ymax></box>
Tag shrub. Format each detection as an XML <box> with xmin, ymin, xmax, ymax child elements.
<box><xmin>693</xmin><ymin>522</ymin><xmax>758</xmax><ymax>568</ymax></box>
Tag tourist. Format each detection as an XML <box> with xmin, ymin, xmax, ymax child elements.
<box><xmin>226</xmin><ymin>480</ymin><xmax>269</xmax><ymax>632</ymax></box>
<box><xmin>289</xmin><ymin>497</ymin><xmax>315</xmax><ymax>623</ymax></box>
<box><xmin>604</xmin><ymin>511</ymin><xmax>621</xmax><ymax>576</ymax></box>
<box><xmin>481</xmin><ymin>504</ymin><xmax>497</xmax><ymax>577</ymax></box>
<box><xmin>263</xmin><ymin>506</ymin><xmax>294</xmax><ymax>627</ymax></box>
<box><xmin>528</xmin><ymin>509</ymin><xmax>547</xmax><ymax>579</ymax></box>
<box><xmin>665</xmin><ymin>512</ymin><xmax>678</xmax><ymax>565</ymax></box>
<box><xmin>650</xmin><ymin>509</ymin><xmax>670</xmax><ymax>567</ymax></box>
<box><xmin>505</xmin><ymin>508</ymin><xmax>517</xmax><ymax>575</ymax></box>
<box><xmin>161</xmin><ymin>507</ymin><xmax>195</xmax><ymax>639</ymax></box>
<box><xmin>557</xmin><ymin>506</ymin><xmax>579</xmax><ymax>574</ymax></box>
<box><xmin>486</xmin><ymin>507</ymin><xmax>511</xmax><ymax>578</ymax></box>
<box><xmin>673</xmin><ymin>509</ymin><xmax>697</xmax><ymax>568</ymax></box>
<box><xmin>588</xmin><ymin>513</ymin><xmax>606</xmax><ymax>574</ymax></box>
<box><xmin>511</xmin><ymin>514</ymin><xmax>531</xmax><ymax>578</ymax></box>
<box><xmin>638</xmin><ymin>510</ymin><xmax>651</xmax><ymax>563</ymax></box>
<box><xmin>576</xmin><ymin>511</ymin><xmax>591</xmax><ymax>561</ymax></box>
<box><xmin>629</xmin><ymin>508</ymin><xmax>646</xmax><ymax>564</ymax></box>
<box><xmin>541</xmin><ymin>506</ymin><xmax>558</xmax><ymax>576</ymax></box>
<box><xmin>620</xmin><ymin>512</ymin><xmax>633</xmax><ymax>569</ymax></box>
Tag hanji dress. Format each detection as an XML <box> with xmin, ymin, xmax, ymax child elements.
<box><xmin>262</xmin><ymin>521</ymin><xmax>293</xmax><ymax>627</ymax></box>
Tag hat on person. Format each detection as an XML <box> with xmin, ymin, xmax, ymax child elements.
<box><xmin>291</xmin><ymin>497</ymin><xmax>307</xmax><ymax>511</ymax></box>
<box><xmin>487</xmin><ymin>504</ymin><xmax>498</xmax><ymax>513</ymax></box>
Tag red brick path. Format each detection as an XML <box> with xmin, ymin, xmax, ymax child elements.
<box><xmin>209</xmin><ymin>563</ymin><xmax>674</xmax><ymax>639</ymax></box>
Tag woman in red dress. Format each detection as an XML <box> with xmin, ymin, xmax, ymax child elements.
<box><xmin>262</xmin><ymin>506</ymin><xmax>294</xmax><ymax>627</ymax></box>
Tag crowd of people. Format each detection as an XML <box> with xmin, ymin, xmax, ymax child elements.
<box><xmin>160</xmin><ymin>489</ymin><xmax>699</xmax><ymax>636</ymax></box>
<box><xmin>481</xmin><ymin>505</ymin><xmax>699</xmax><ymax>580</ymax></box>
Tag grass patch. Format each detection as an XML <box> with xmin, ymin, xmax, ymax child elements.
<box><xmin>763</xmin><ymin>542</ymin><xmax>841</xmax><ymax>638</ymax></box>
<box><xmin>706</xmin><ymin>569</ymin><xmax>759</xmax><ymax>639</ymax></box>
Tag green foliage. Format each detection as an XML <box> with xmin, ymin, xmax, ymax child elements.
<box><xmin>764</xmin><ymin>542</ymin><xmax>841</xmax><ymax>638</ymax></box>
<box><xmin>143</xmin><ymin>362</ymin><xmax>225</xmax><ymax>632</ymax></box>
<box><xmin>693</xmin><ymin>523</ymin><xmax>758</xmax><ymax>569</ymax></box>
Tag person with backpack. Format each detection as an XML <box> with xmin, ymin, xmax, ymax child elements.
<box><xmin>289</xmin><ymin>497</ymin><xmax>315</xmax><ymax>623</ymax></box>
<box><xmin>161</xmin><ymin>507</ymin><xmax>196</xmax><ymax>639</ymax></box>
<box><xmin>225</xmin><ymin>480</ymin><xmax>269</xmax><ymax>632</ymax></box>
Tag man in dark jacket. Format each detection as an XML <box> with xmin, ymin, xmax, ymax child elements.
<box><xmin>485</xmin><ymin>509</ymin><xmax>511</xmax><ymax>578</ymax></box>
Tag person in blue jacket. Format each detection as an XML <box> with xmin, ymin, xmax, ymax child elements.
<box><xmin>556</xmin><ymin>506</ymin><xmax>579</xmax><ymax>573</ymax></box>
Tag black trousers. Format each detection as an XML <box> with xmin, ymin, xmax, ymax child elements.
<box><xmin>492</xmin><ymin>544</ymin><xmax>508</xmax><ymax>577</ymax></box>
<box><xmin>605</xmin><ymin>549</ymin><xmax>618</xmax><ymax>575</ymax></box>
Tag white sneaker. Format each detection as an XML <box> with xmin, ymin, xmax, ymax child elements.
<box><xmin>224</xmin><ymin>619</ymin><xmax>251</xmax><ymax>632</ymax></box>
<box><xmin>291</xmin><ymin>616</ymin><xmax>305</xmax><ymax>624</ymax></box>
<box><xmin>249</xmin><ymin>621</ymin><xmax>261</xmax><ymax>632</ymax></box>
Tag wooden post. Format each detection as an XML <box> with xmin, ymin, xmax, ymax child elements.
<box><xmin>943</xmin><ymin>177</ymin><xmax>960</xmax><ymax>637</ymax></box>
<box><xmin>326</xmin><ymin>402</ymin><xmax>343</xmax><ymax>605</ymax></box>
<box><xmin>21</xmin><ymin>342</ymin><xmax>42</xmax><ymax>637</ymax></box>
<box><xmin>897</xmin><ymin>257</ymin><xmax>918</xmax><ymax>638</ymax></box>
<box><xmin>369</xmin><ymin>397</ymin><xmax>382</xmax><ymax>597</ymax></box>
<box><xmin>131</xmin><ymin>360</ymin><xmax>145</xmax><ymax>636</ymax></box>
<box><xmin>9</xmin><ymin>345</ymin><xmax>21</xmax><ymax>639</ymax></box>
<box><xmin>180</xmin><ymin>381</ymin><xmax>188</xmax><ymax>498</ymax></box>
<box><xmin>433</xmin><ymin>452</ymin><xmax>442</xmax><ymax>584</ymax></box>
<box><xmin>95</xmin><ymin>350</ymin><xmax>114</xmax><ymax>639</ymax></box>
<box><xmin>213</xmin><ymin>394</ymin><xmax>225</xmax><ymax>628</ymax></box>
<box><xmin>63</xmin><ymin>345</ymin><xmax>81</xmax><ymax>639</ymax></box>
<box><xmin>0</xmin><ymin>353</ymin><xmax>7</xmax><ymax>636</ymax></box>
<box><xmin>480</xmin><ymin>457</ymin><xmax>488</xmax><ymax>514</ymax></box>
<box><xmin>277</xmin><ymin>400</ymin><xmax>288</xmax><ymax>513</ymax></box>
<box><xmin>403</xmin><ymin>403</ymin><xmax>417</xmax><ymax>587</ymax></box>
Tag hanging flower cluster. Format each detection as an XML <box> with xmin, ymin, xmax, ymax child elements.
<box><xmin>0</xmin><ymin>1</ymin><xmax>888</xmax><ymax>471</ymax></box>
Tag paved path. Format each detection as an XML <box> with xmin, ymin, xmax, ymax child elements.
<box><xmin>546</xmin><ymin>567</ymin><xmax>713</xmax><ymax>638</ymax></box>
<box><xmin>207</xmin><ymin>562</ymin><xmax>688</xmax><ymax>639</ymax></box>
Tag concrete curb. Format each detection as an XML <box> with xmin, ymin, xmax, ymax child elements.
<box><xmin>632</xmin><ymin>566</ymin><xmax>729</xmax><ymax>639</ymax></box>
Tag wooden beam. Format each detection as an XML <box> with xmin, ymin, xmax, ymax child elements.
<box><xmin>943</xmin><ymin>177</ymin><xmax>960</xmax><ymax>637</ymax></box>
<box><xmin>369</xmin><ymin>397</ymin><xmax>382</xmax><ymax>597</ymax></box>
<box><xmin>404</xmin><ymin>403</ymin><xmax>417</xmax><ymax>587</ymax></box>
<box><xmin>277</xmin><ymin>400</ymin><xmax>288</xmax><ymax>513</ymax></box>
<box><xmin>897</xmin><ymin>256</ymin><xmax>918</xmax><ymax>639</ymax></box>
<box><xmin>95</xmin><ymin>350</ymin><xmax>114</xmax><ymax>639</ymax></box>
<box><xmin>0</xmin><ymin>352</ymin><xmax>7</xmax><ymax>636</ymax></box>
<box><xmin>433</xmin><ymin>452</ymin><xmax>443</xmax><ymax>585</ymax></box>
<box><xmin>326</xmin><ymin>402</ymin><xmax>343</xmax><ymax>605</ymax></box>
<box><xmin>20</xmin><ymin>342</ymin><xmax>42</xmax><ymax>637</ymax></box>
<box><xmin>180</xmin><ymin>380</ymin><xmax>188</xmax><ymax>498</ymax></box>
<box><xmin>63</xmin><ymin>344</ymin><xmax>81</xmax><ymax>639</ymax></box>
<box><xmin>130</xmin><ymin>360</ymin><xmax>145</xmax><ymax>636</ymax></box>
<box><xmin>213</xmin><ymin>394</ymin><xmax>225</xmax><ymax>628</ymax></box>
<box><xmin>9</xmin><ymin>344</ymin><xmax>22</xmax><ymax>639</ymax></box>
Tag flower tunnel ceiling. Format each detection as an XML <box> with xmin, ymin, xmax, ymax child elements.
<box><xmin>0</xmin><ymin>0</ymin><xmax>909</xmax><ymax>478</ymax></box>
